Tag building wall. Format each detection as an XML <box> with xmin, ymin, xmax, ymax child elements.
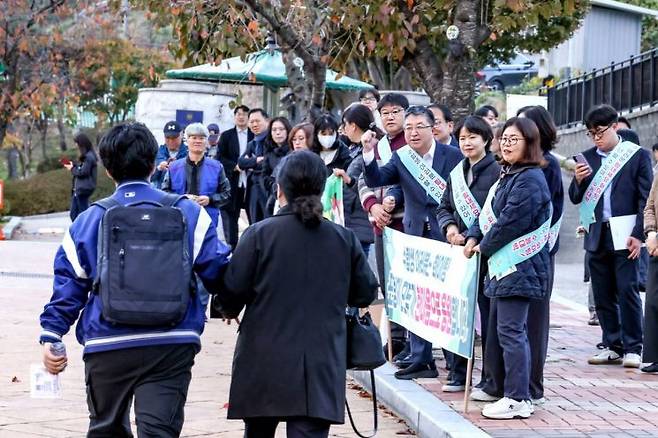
<box><xmin>583</xmin><ymin>7</ymin><xmax>641</xmax><ymax>71</ymax></box>
<box><xmin>544</xmin><ymin>6</ymin><xmax>642</xmax><ymax>77</ymax></box>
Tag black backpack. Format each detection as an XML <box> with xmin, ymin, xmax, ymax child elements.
<box><xmin>92</xmin><ymin>193</ymin><xmax>192</xmax><ymax>326</ymax></box>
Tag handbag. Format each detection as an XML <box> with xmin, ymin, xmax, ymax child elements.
<box><xmin>345</xmin><ymin>310</ymin><xmax>386</xmax><ymax>438</ymax></box>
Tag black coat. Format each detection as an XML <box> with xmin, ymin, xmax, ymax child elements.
<box><xmin>217</xmin><ymin>127</ymin><xmax>254</xmax><ymax>210</ymax></box>
<box><xmin>436</xmin><ymin>153</ymin><xmax>500</xmax><ymax>235</ymax></box>
<box><xmin>467</xmin><ymin>165</ymin><xmax>551</xmax><ymax>299</ymax></box>
<box><xmin>220</xmin><ymin>207</ymin><xmax>378</xmax><ymax>423</ymax></box>
<box><xmin>71</xmin><ymin>150</ymin><xmax>97</xmax><ymax>196</ymax></box>
<box><xmin>343</xmin><ymin>152</ymin><xmax>374</xmax><ymax>244</ymax></box>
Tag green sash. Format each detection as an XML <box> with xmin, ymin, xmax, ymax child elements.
<box><xmin>579</xmin><ymin>141</ymin><xmax>640</xmax><ymax>228</ymax></box>
<box><xmin>449</xmin><ymin>162</ymin><xmax>481</xmax><ymax>228</ymax></box>
<box><xmin>397</xmin><ymin>145</ymin><xmax>447</xmax><ymax>205</ymax></box>
<box><xmin>479</xmin><ymin>180</ymin><xmax>552</xmax><ymax>280</ymax></box>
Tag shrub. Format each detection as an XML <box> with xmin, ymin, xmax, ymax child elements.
<box><xmin>1</xmin><ymin>167</ymin><xmax>115</xmax><ymax>216</ymax></box>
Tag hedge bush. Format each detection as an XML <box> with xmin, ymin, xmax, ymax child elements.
<box><xmin>1</xmin><ymin>167</ymin><xmax>115</xmax><ymax>216</ymax></box>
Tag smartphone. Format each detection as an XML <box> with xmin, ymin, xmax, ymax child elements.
<box><xmin>59</xmin><ymin>157</ymin><xmax>71</xmax><ymax>166</ymax></box>
<box><xmin>572</xmin><ymin>153</ymin><xmax>591</xmax><ymax>169</ymax></box>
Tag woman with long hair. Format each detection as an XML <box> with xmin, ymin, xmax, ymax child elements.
<box><xmin>64</xmin><ymin>132</ymin><xmax>98</xmax><ymax>221</ymax></box>
<box><xmin>261</xmin><ymin>117</ymin><xmax>292</xmax><ymax>215</ymax></box>
<box><xmin>311</xmin><ymin>114</ymin><xmax>352</xmax><ymax>171</ymax></box>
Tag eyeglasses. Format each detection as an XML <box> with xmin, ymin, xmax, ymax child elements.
<box><xmin>500</xmin><ymin>136</ymin><xmax>523</xmax><ymax>145</ymax></box>
<box><xmin>360</xmin><ymin>97</ymin><xmax>377</xmax><ymax>103</ymax></box>
<box><xmin>403</xmin><ymin>125</ymin><xmax>433</xmax><ymax>133</ymax></box>
<box><xmin>380</xmin><ymin>108</ymin><xmax>404</xmax><ymax>119</ymax></box>
<box><xmin>586</xmin><ymin>124</ymin><xmax>613</xmax><ymax>139</ymax></box>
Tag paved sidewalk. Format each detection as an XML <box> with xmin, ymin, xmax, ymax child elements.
<box><xmin>418</xmin><ymin>300</ymin><xmax>658</xmax><ymax>437</ymax></box>
<box><xmin>0</xmin><ymin>241</ymin><xmax>415</xmax><ymax>437</ymax></box>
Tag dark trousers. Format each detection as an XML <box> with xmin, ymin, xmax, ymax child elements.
<box><xmin>527</xmin><ymin>254</ymin><xmax>555</xmax><ymax>399</ymax></box>
<box><xmin>408</xmin><ymin>227</ymin><xmax>434</xmax><ymax>365</ymax></box>
<box><xmin>244</xmin><ymin>417</ymin><xmax>331</xmax><ymax>438</ymax></box>
<box><xmin>70</xmin><ymin>192</ymin><xmax>91</xmax><ymax>221</ymax></box>
<box><xmin>84</xmin><ymin>344</ymin><xmax>196</xmax><ymax>438</ymax></box>
<box><xmin>450</xmin><ymin>285</ymin><xmax>491</xmax><ymax>385</ymax></box>
<box><xmin>644</xmin><ymin>257</ymin><xmax>658</xmax><ymax>363</ymax></box>
<box><xmin>483</xmin><ymin>296</ymin><xmax>532</xmax><ymax>401</ymax></box>
<box><xmin>227</xmin><ymin>186</ymin><xmax>248</xmax><ymax>248</ymax></box>
<box><xmin>588</xmin><ymin>228</ymin><xmax>643</xmax><ymax>355</ymax></box>
<box><xmin>247</xmin><ymin>183</ymin><xmax>267</xmax><ymax>224</ymax></box>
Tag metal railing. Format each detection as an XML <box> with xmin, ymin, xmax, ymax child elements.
<box><xmin>547</xmin><ymin>47</ymin><xmax>658</xmax><ymax>128</ymax></box>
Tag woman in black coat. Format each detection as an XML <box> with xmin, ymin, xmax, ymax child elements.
<box><xmin>64</xmin><ymin>132</ymin><xmax>97</xmax><ymax>221</ymax></box>
<box><xmin>464</xmin><ymin>117</ymin><xmax>551</xmax><ymax>420</ymax></box>
<box><xmin>436</xmin><ymin>115</ymin><xmax>500</xmax><ymax>392</ymax></box>
<box><xmin>261</xmin><ymin>117</ymin><xmax>292</xmax><ymax>216</ymax></box>
<box><xmin>311</xmin><ymin>114</ymin><xmax>352</xmax><ymax>172</ymax></box>
<box><xmin>219</xmin><ymin>151</ymin><xmax>379</xmax><ymax>438</ymax></box>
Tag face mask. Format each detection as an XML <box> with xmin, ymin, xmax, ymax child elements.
<box><xmin>318</xmin><ymin>134</ymin><xmax>336</xmax><ymax>149</ymax></box>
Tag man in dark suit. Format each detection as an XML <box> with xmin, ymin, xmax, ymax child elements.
<box><xmin>569</xmin><ymin>104</ymin><xmax>652</xmax><ymax>368</ymax></box>
<box><xmin>217</xmin><ymin>105</ymin><xmax>253</xmax><ymax>248</ymax></box>
<box><xmin>362</xmin><ymin>105</ymin><xmax>463</xmax><ymax>380</ymax></box>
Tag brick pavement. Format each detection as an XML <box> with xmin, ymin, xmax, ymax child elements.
<box><xmin>417</xmin><ymin>301</ymin><xmax>658</xmax><ymax>437</ymax></box>
<box><xmin>0</xmin><ymin>240</ymin><xmax>415</xmax><ymax>437</ymax></box>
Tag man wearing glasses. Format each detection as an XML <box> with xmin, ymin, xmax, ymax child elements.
<box><xmin>569</xmin><ymin>104</ymin><xmax>652</xmax><ymax>368</ymax></box>
<box><xmin>362</xmin><ymin>106</ymin><xmax>463</xmax><ymax>380</ymax></box>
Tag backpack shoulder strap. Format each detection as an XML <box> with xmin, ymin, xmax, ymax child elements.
<box><xmin>92</xmin><ymin>197</ymin><xmax>121</xmax><ymax>211</ymax></box>
<box><xmin>160</xmin><ymin>193</ymin><xmax>186</xmax><ymax>208</ymax></box>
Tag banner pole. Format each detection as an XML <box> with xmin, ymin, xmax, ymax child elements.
<box><xmin>463</xmin><ymin>355</ymin><xmax>474</xmax><ymax>414</ymax></box>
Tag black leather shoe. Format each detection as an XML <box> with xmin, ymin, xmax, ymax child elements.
<box><xmin>392</xmin><ymin>346</ymin><xmax>411</xmax><ymax>363</ymax></box>
<box><xmin>641</xmin><ymin>362</ymin><xmax>658</xmax><ymax>373</ymax></box>
<box><xmin>394</xmin><ymin>362</ymin><xmax>438</xmax><ymax>380</ymax></box>
<box><xmin>393</xmin><ymin>355</ymin><xmax>413</xmax><ymax>368</ymax></box>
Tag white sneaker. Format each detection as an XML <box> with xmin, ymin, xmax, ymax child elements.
<box><xmin>623</xmin><ymin>353</ymin><xmax>641</xmax><ymax>368</ymax></box>
<box><xmin>588</xmin><ymin>349</ymin><xmax>622</xmax><ymax>365</ymax></box>
<box><xmin>469</xmin><ymin>388</ymin><xmax>501</xmax><ymax>402</ymax></box>
<box><xmin>481</xmin><ymin>397</ymin><xmax>533</xmax><ymax>419</ymax></box>
<box><xmin>531</xmin><ymin>397</ymin><xmax>546</xmax><ymax>406</ymax></box>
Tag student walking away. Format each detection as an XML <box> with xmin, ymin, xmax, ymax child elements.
<box><xmin>218</xmin><ymin>151</ymin><xmax>378</xmax><ymax>438</ymax></box>
<box><xmin>463</xmin><ymin>117</ymin><xmax>551</xmax><ymax>419</ymax></box>
<box><xmin>356</xmin><ymin>93</ymin><xmax>409</xmax><ymax>360</ymax></box>
<box><xmin>436</xmin><ymin>115</ymin><xmax>500</xmax><ymax>393</ymax></box>
<box><xmin>428</xmin><ymin>103</ymin><xmax>459</xmax><ymax>147</ymax></box>
<box><xmin>569</xmin><ymin>104</ymin><xmax>651</xmax><ymax>369</ymax></box>
<box><xmin>64</xmin><ymin>132</ymin><xmax>98</xmax><ymax>221</ymax></box>
<box><xmin>39</xmin><ymin>123</ymin><xmax>231</xmax><ymax>438</ymax></box>
<box><xmin>206</xmin><ymin>123</ymin><xmax>220</xmax><ymax>158</ymax></box>
<box><xmin>217</xmin><ymin>105</ymin><xmax>254</xmax><ymax>248</ymax></box>
<box><xmin>334</xmin><ymin>104</ymin><xmax>379</xmax><ymax>256</ymax></box>
<box><xmin>162</xmin><ymin>123</ymin><xmax>232</xmax><ymax>309</ymax></box>
<box><xmin>152</xmin><ymin>120</ymin><xmax>188</xmax><ymax>189</ymax></box>
<box><xmin>238</xmin><ymin>108</ymin><xmax>270</xmax><ymax>223</ymax></box>
<box><xmin>362</xmin><ymin>105</ymin><xmax>463</xmax><ymax>380</ymax></box>
<box><xmin>260</xmin><ymin>116</ymin><xmax>292</xmax><ymax>216</ymax></box>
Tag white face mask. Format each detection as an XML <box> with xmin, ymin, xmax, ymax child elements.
<box><xmin>318</xmin><ymin>134</ymin><xmax>336</xmax><ymax>150</ymax></box>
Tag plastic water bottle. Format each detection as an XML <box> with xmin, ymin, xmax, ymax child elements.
<box><xmin>50</xmin><ymin>342</ymin><xmax>66</xmax><ymax>358</ymax></box>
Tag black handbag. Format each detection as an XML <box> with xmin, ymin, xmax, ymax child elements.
<box><xmin>345</xmin><ymin>310</ymin><xmax>386</xmax><ymax>438</ymax></box>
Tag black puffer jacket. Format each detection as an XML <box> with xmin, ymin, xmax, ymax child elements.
<box><xmin>342</xmin><ymin>146</ymin><xmax>374</xmax><ymax>245</ymax></box>
<box><xmin>467</xmin><ymin>165</ymin><xmax>551</xmax><ymax>299</ymax></box>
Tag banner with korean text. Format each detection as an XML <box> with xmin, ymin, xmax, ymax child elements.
<box><xmin>383</xmin><ymin>227</ymin><xmax>479</xmax><ymax>359</ymax></box>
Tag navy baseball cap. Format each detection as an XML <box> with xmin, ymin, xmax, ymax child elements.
<box><xmin>207</xmin><ymin>123</ymin><xmax>220</xmax><ymax>142</ymax></box>
<box><xmin>163</xmin><ymin>120</ymin><xmax>182</xmax><ymax>138</ymax></box>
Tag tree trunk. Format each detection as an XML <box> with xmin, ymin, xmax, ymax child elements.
<box><xmin>7</xmin><ymin>146</ymin><xmax>19</xmax><ymax>179</ymax></box>
<box><xmin>37</xmin><ymin>115</ymin><xmax>48</xmax><ymax>161</ymax></box>
<box><xmin>281</xmin><ymin>51</ymin><xmax>311</xmax><ymax>124</ymax></box>
<box><xmin>440</xmin><ymin>0</ymin><xmax>481</xmax><ymax>121</ymax></box>
<box><xmin>56</xmin><ymin>98</ymin><xmax>66</xmax><ymax>155</ymax></box>
<box><xmin>401</xmin><ymin>38</ymin><xmax>444</xmax><ymax>102</ymax></box>
<box><xmin>304</xmin><ymin>57</ymin><xmax>326</xmax><ymax>121</ymax></box>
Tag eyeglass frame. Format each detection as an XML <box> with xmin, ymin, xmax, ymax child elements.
<box><xmin>380</xmin><ymin>107</ymin><xmax>405</xmax><ymax>119</ymax></box>
<box><xmin>499</xmin><ymin>135</ymin><xmax>524</xmax><ymax>146</ymax></box>
<box><xmin>586</xmin><ymin>124</ymin><xmax>614</xmax><ymax>140</ymax></box>
<box><xmin>403</xmin><ymin>124</ymin><xmax>433</xmax><ymax>133</ymax></box>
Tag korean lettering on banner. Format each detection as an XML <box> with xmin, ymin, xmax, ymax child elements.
<box><xmin>382</xmin><ymin>228</ymin><xmax>479</xmax><ymax>359</ymax></box>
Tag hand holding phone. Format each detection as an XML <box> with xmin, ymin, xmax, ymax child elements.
<box><xmin>572</xmin><ymin>153</ymin><xmax>592</xmax><ymax>184</ymax></box>
<box><xmin>59</xmin><ymin>157</ymin><xmax>71</xmax><ymax>166</ymax></box>
<box><xmin>572</xmin><ymin>153</ymin><xmax>591</xmax><ymax>169</ymax></box>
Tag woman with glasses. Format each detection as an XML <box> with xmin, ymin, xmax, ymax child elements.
<box><xmin>436</xmin><ymin>115</ymin><xmax>500</xmax><ymax>393</ymax></box>
<box><xmin>358</xmin><ymin>88</ymin><xmax>383</xmax><ymax>130</ymax></box>
<box><xmin>464</xmin><ymin>117</ymin><xmax>551</xmax><ymax>419</ymax></box>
